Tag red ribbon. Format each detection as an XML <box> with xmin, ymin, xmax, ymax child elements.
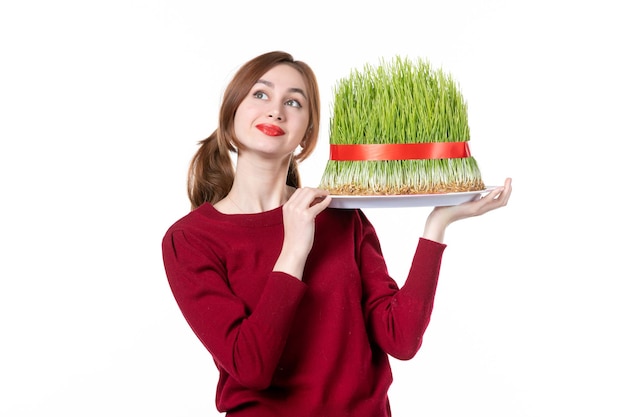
<box><xmin>329</xmin><ymin>142</ymin><xmax>471</xmax><ymax>161</ymax></box>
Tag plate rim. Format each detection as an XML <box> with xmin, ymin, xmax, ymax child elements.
<box><xmin>329</xmin><ymin>186</ymin><xmax>496</xmax><ymax>200</ymax></box>
<box><xmin>326</xmin><ymin>186</ymin><xmax>496</xmax><ymax>208</ymax></box>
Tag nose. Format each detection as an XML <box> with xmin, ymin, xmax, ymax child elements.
<box><xmin>268</xmin><ymin>110</ymin><xmax>283</xmax><ymax>121</ymax></box>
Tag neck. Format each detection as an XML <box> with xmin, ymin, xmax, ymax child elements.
<box><xmin>227</xmin><ymin>156</ymin><xmax>295</xmax><ymax>213</ymax></box>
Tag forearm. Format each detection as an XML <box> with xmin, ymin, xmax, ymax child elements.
<box><xmin>422</xmin><ymin>209</ymin><xmax>450</xmax><ymax>243</ymax></box>
<box><xmin>274</xmin><ymin>231</ymin><xmax>311</xmax><ymax>281</ymax></box>
<box><xmin>273</xmin><ymin>241</ymin><xmax>309</xmax><ymax>280</ymax></box>
<box><xmin>366</xmin><ymin>238</ymin><xmax>446</xmax><ymax>359</ymax></box>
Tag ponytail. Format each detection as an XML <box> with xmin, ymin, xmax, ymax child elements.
<box><xmin>187</xmin><ymin>130</ymin><xmax>234</xmax><ymax>209</ymax></box>
<box><xmin>286</xmin><ymin>157</ymin><xmax>301</xmax><ymax>189</ymax></box>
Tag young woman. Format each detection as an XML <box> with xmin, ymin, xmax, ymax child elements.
<box><xmin>162</xmin><ymin>51</ymin><xmax>512</xmax><ymax>417</ymax></box>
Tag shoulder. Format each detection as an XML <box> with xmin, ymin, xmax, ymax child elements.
<box><xmin>162</xmin><ymin>203</ymin><xmax>230</xmax><ymax>251</ymax></box>
<box><xmin>162</xmin><ymin>204</ymin><xmax>229</xmax><ymax>266</ymax></box>
<box><xmin>319</xmin><ymin>207</ymin><xmax>371</xmax><ymax>224</ymax></box>
<box><xmin>317</xmin><ymin>208</ymin><xmax>376</xmax><ymax>237</ymax></box>
<box><xmin>163</xmin><ymin>202</ymin><xmax>284</xmax><ymax>248</ymax></box>
<box><xmin>164</xmin><ymin>204</ymin><xmax>213</xmax><ymax>234</ymax></box>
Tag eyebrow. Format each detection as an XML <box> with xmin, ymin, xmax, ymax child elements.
<box><xmin>256</xmin><ymin>79</ymin><xmax>308</xmax><ymax>100</ymax></box>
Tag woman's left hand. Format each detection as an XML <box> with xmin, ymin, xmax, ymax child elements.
<box><xmin>423</xmin><ymin>178</ymin><xmax>513</xmax><ymax>242</ymax></box>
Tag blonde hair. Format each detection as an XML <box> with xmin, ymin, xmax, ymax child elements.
<box><xmin>187</xmin><ymin>51</ymin><xmax>321</xmax><ymax>209</ymax></box>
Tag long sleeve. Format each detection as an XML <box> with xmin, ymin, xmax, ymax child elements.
<box><xmin>163</xmin><ymin>226</ymin><xmax>307</xmax><ymax>390</ymax></box>
<box><xmin>356</xmin><ymin>211</ymin><xmax>446</xmax><ymax>360</ymax></box>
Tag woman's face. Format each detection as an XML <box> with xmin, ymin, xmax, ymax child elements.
<box><xmin>234</xmin><ymin>64</ymin><xmax>310</xmax><ymax>161</ymax></box>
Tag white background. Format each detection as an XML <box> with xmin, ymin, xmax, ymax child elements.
<box><xmin>1</xmin><ymin>1</ymin><xmax>624</xmax><ymax>416</ymax></box>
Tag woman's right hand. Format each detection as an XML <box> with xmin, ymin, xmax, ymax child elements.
<box><xmin>273</xmin><ymin>187</ymin><xmax>332</xmax><ymax>280</ymax></box>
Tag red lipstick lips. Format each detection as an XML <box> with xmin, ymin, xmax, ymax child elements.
<box><xmin>256</xmin><ymin>124</ymin><xmax>285</xmax><ymax>136</ymax></box>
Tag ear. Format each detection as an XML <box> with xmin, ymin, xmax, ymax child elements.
<box><xmin>300</xmin><ymin>130</ymin><xmax>309</xmax><ymax>147</ymax></box>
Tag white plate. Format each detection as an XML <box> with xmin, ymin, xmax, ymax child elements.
<box><xmin>328</xmin><ymin>186</ymin><xmax>496</xmax><ymax>209</ymax></box>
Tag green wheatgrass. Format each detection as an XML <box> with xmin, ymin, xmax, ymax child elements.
<box><xmin>319</xmin><ymin>56</ymin><xmax>485</xmax><ymax>195</ymax></box>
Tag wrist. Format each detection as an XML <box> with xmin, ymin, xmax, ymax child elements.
<box><xmin>423</xmin><ymin>209</ymin><xmax>451</xmax><ymax>243</ymax></box>
<box><xmin>273</xmin><ymin>249</ymin><xmax>307</xmax><ymax>281</ymax></box>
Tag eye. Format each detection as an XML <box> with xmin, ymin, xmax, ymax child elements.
<box><xmin>253</xmin><ymin>90</ymin><xmax>268</xmax><ymax>100</ymax></box>
<box><xmin>285</xmin><ymin>98</ymin><xmax>302</xmax><ymax>108</ymax></box>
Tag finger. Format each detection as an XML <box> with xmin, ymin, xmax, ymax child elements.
<box><xmin>286</xmin><ymin>188</ymin><xmax>331</xmax><ymax>214</ymax></box>
<box><xmin>482</xmin><ymin>178</ymin><xmax>512</xmax><ymax>202</ymax></box>
<box><xmin>482</xmin><ymin>187</ymin><xmax>511</xmax><ymax>210</ymax></box>
<box><xmin>484</xmin><ymin>186</ymin><xmax>505</xmax><ymax>200</ymax></box>
<box><xmin>490</xmin><ymin>179</ymin><xmax>512</xmax><ymax>206</ymax></box>
<box><xmin>309</xmin><ymin>194</ymin><xmax>332</xmax><ymax>213</ymax></box>
<box><xmin>293</xmin><ymin>187</ymin><xmax>329</xmax><ymax>204</ymax></box>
